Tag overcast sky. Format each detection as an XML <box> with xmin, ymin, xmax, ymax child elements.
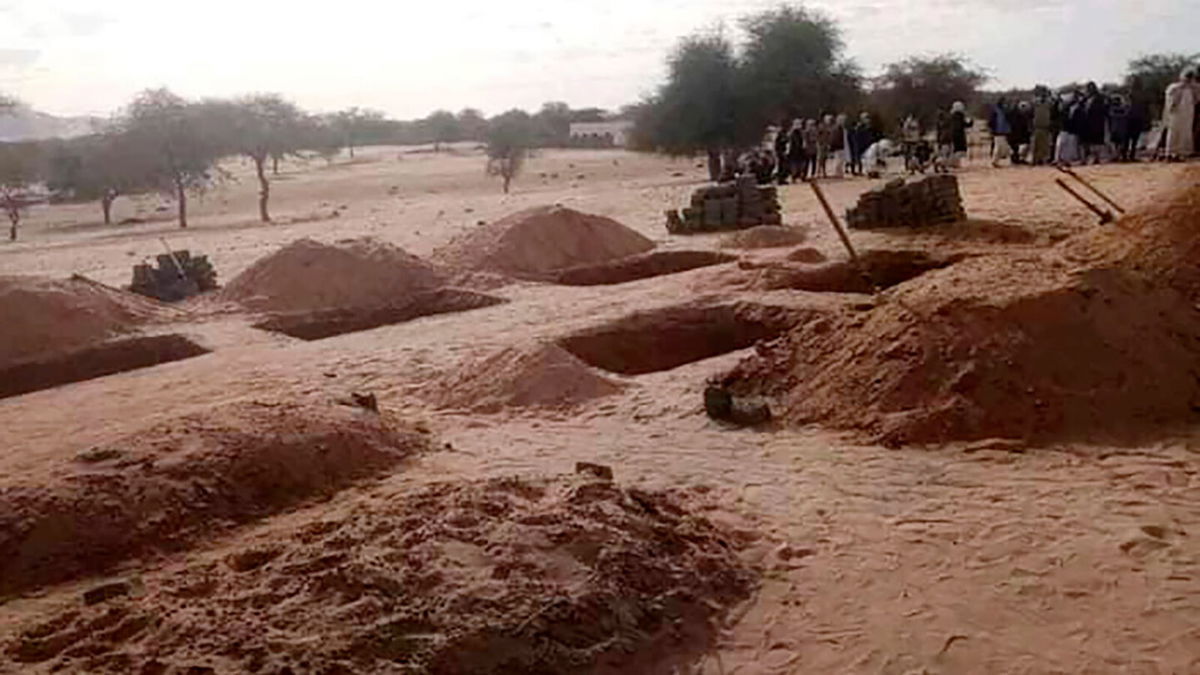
<box><xmin>0</xmin><ymin>0</ymin><xmax>1196</xmax><ymax>119</ymax></box>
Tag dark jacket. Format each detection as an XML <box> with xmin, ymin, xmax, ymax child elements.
<box><xmin>1082</xmin><ymin>94</ymin><xmax>1108</xmax><ymax>144</ymax></box>
<box><xmin>1008</xmin><ymin>107</ymin><xmax>1032</xmax><ymax>146</ymax></box>
<box><xmin>850</xmin><ymin>121</ymin><xmax>876</xmax><ymax>156</ymax></box>
<box><xmin>950</xmin><ymin>111</ymin><xmax>971</xmax><ymax>152</ymax></box>
<box><xmin>787</xmin><ymin>128</ymin><xmax>805</xmax><ymax>160</ymax></box>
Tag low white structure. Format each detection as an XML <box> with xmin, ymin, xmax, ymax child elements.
<box><xmin>568</xmin><ymin>120</ymin><xmax>634</xmax><ymax>148</ymax></box>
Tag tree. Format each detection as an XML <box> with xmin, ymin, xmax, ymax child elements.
<box><xmin>534</xmin><ymin>101</ymin><xmax>572</xmax><ymax>146</ymax></box>
<box><xmin>1126</xmin><ymin>52</ymin><xmax>1200</xmax><ymax>116</ymax></box>
<box><xmin>738</xmin><ymin>5</ymin><xmax>860</xmax><ymax>124</ymax></box>
<box><xmin>871</xmin><ymin>54</ymin><xmax>988</xmax><ymax>128</ymax></box>
<box><xmin>632</xmin><ymin>31</ymin><xmax>741</xmax><ymax>180</ymax></box>
<box><xmin>44</xmin><ymin>132</ymin><xmax>152</xmax><ymax>225</ymax></box>
<box><xmin>328</xmin><ymin>107</ymin><xmax>390</xmax><ymax>158</ymax></box>
<box><xmin>0</xmin><ymin>142</ymin><xmax>43</xmax><ymax>241</ymax></box>
<box><xmin>119</xmin><ymin>88</ymin><xmax>225</xmax><ymax>229</ymax></box>
<box><xmin>485</xmin><ymin>110</ymin><xmax>533</xmax><ymax>193</ymax></box>
<box><xmin>216</xmin><ymin>94</ymin><xmax>306</xmax><ymax>223</ymax></box>
<box><xmin>456</xmin><ymin>108</ymin><xmax>488</xmax><ymax>142</ymax></box>
<box><xmin>424</xmin><ymin>110</ymin><xmax>460</xmax><ymax>151</ymax></box>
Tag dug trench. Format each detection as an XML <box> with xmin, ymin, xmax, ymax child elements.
<box><xmin>549</xmin><ymin>250</ymin><xmax>738</xmax><ymax>286</ymax></box>
<box><xmin>745</xmin><ymin>248</ymin><xmax>966</xmax><ymax>294</ymax></box>
<box><xmin>558</xmin><ymin>301</ymin><xmax>819</xmax><ymax>375</ymax></box>
<box><xmin>253</xmin><ymin>288</ymin><xmax>506</xmax><ymax>341</ymax></box>
<box><xmin>0</xmin><ymin>335</ymin><xmax>210</xmax><ymax>400</ymax></box>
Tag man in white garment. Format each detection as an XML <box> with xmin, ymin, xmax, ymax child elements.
<box><xmin>1163</xmin><ymin>67</ymin><xmax>1197</xmax><ymax>161</ymax></box>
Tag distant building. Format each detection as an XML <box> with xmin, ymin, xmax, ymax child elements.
<box><xmin>568</xmin><ymin>120</ymin><xmax>634</xmax><ymax>148</ymax></box>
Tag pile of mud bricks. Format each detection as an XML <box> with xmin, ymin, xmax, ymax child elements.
<box><xmin>666</xmin><ymin>176</ymin><xmax>782</xmax><ymax>234</ymax></box>
<box><xmin>845</xmin><ymin>174</ymin><xmax>966</xmax><ymax>229</ymax></box>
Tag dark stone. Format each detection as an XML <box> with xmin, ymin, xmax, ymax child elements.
<box><xmin>575</xmin><ymin>462</ymin><xmax>614</xmax><ymax>481</ymax></box>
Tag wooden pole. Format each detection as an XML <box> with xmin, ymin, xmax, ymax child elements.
<box><xmin>809</xmin><ymin>180</ymin><xmax>860</xmax><ymax>265</ymax></box>
<box><xmin>1054</xmin><ymin>179</ymin><xmax>1113</xmax><ymax>225</ymax></box>
<box><xmin>1055</xmin><ymin>165</ymin><xmax>1125</xmax><ymax>214</ymax></box>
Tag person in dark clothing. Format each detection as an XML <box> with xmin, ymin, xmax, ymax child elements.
<box><xmin>849</xmin><ymin>112</ymin><xmax>876</xmax><ymax>176</ymax></box>
<box><xmin>787</xmin><ymin>119</ymin><xmax>806</xmax><ymax>182</ymax></box>
<box><xmin>949</xmin><ymin>101</ymin><xmax>972</xmax><ymax>167</ymax></box>
<box><xmin>1008</xmin><ymin>101</ymin><xmax>1032</xmax><ymax>164</ymax></box>
<box><xmin>1108</xmin><ymin>94</ymin><xmax>1131</xmax><ymax>162</ymax></box>
<box><xmin>1123</xmin><ymin>76</ymin><xmax>1150</xmax><ymax>162</ymax></box>
<box><xmin>1081</xmin><ymin>82</ymin><xmax>1109</xmax><ymax>163</ymax></box>
<box><xmin>774</xmin><ymin>122</ymin><xmax>790</xmax><ymax>184</ymax></box>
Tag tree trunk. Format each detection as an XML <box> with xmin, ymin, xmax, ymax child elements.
<box><xmin>8</xmin><ymin>213</ymin><xmax>16</xmax><ymax>241</ymax></box>
<box><xmin>503</xmin><ymin>173</ymin><xmax>511</xmax><ymax>194</ymax></box>
<box><xmin>706</xmin><ymin>148</ymin><xmax>722</xmax><ymax>182</ymax></box>
<box><xmin>254</xmin><ymin>156</ymin><xmax>271</xmax><ymax>223</ymax></box>
<box><xmin>348</xmin><ymin>143</ymin><xmax>355</xmax><ymax>159</ymax></box>
<box><xmin>176</xmin><ymin>178</ymin><xmax>188</xmax><ymax>229</ymax></box>
<box><xmin>272</xmin><ymin>156</ymin><xmax>279</xmax><ymax>175</ymax></box>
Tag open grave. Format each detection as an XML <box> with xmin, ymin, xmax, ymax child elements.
<box><xmin>549</xmin><ymin>250</ymin><xmax>737</xmax><ymax>286</ymax></box>
<box><xmin>3</xmin><ymin>474</ymin><xmax>754</xmax><ymax>674</ymax></box>
<box><xmin>559</xmin><ymin>302</ymin><xmax>814</xmax><ymax>375</ymax></box>
<box><xmin>0</xmin><ymin>334</ymin><xmax>209</xmax><ymax>400</ymax></box>
<box><xmin>0</xmin><ymin>399</ymin><xmax>431</xmax><ymax>596</ymax></box>
<box><xmin>743</xmin><ymin>249</ymin><xmax>963</xmax><ymax>294</ymax></box>
<box><xmin>253</xmin><ymin>288</ymin><xmax>506</xmax><ymax>341</ymax></box>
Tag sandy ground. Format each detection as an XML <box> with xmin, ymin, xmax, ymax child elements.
<box><xmin>2</xmin><ymin>146</ymin><xmax>1198</xmax><ymax>673</ymax></box>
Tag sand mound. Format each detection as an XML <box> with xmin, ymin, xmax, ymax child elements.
<box><xmin>430</xmin><ymin>342</ymin><xmax>625</xmax><ymax>413</ymax></box>
<box><xmin>551</xmin><ymin>250</ymin><xmax>736</xmax><ymax>286</ymax></box>
<box><xmin>220</xmin><ymin>237</ymin><xmax>445</xmax><ymax>312</ymax></box>
<box><xmin>0</xmin><ymin>275</ymin><xmax>165</xmax><ymax>368</ymax></box>
<box><xmin>433</xmin><ymin>206</ymin><xmax>655</xmax><ymax>279</ymax></box>
<box><xmin>719</xmin><ymin>255</ymin><xmax>1200</xmax><ymax>444</ymax></box>
<box><xmin>1061</xmin><ymin>165</ymin><xmax>1200</xmax><ymax>300</ymax></box>
<box><xmin>4</xmin><ymin>475</ymin><xmax>755</xmax><ymax>673</ymax></box>
<box><xmin>719</xmin><ymin>225</ymin><xmax>807</xmax><ymax>249</ymax></box>
<box><xmin>0</xmin><ymin>399</ymin><xmax>430</xmax><ymax>595</ymax></box>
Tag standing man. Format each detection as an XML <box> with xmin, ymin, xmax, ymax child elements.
<box><xmin>1009</xmin><ymin>101</ymin><xmax>1033</xmax><ymax>165</ymax></box>
<box><xmin>1123</xmin><ymin>76</ymin><xmax>1150</xmax><ymax>162</ymax></box>
<box><xmin>989</xmin><ymin>97</ymin><xmax>1013</xmax><ymax>167</ymax></box>
<box><xmin>774</xmin><ymin>122</ymin><xmax>790</xmax><ymax>184</ymax></box>
<box><xmin>1164</xmin><ymin>68</ymin><xmax>1197</xmax><ymax>161</ymax></box>
<box><xmin>850</xmin><ymin>112</ymin><xmax>876</xmax><ymax>176</ymax></box>
<box><xmin>1081</xmin><ymin>82</ymin><xmax>1110</xmax><ymax>164</ymax></box>
<box><xmin>787</xmin><ymin>119</ymin><xmax>807</xmax><ymax>182</ymax></box>
<box><xmin>1031</xmin><ymin>87</ymin><xmax>1055</xmax><ymax>165</ymax></box>
<box><xmin>950</xmin><ymin>102</ymin><xmax>972</xmax><ymax>168</ymax></box>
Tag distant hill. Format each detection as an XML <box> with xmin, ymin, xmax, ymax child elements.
<box><xmin>0</xmin><ymin>105</ymin><xmax>102</xmax><ymax>142</ymax></box>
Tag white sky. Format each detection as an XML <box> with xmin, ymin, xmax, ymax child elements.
<box><xmin>0</xmin><ymin>0</ymin><xmax>1196</xmax><ymax>119</ymax></box>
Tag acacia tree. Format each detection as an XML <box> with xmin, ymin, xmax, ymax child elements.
<box><xmin>424</xmin><ymin>110</ymin><xmax>460</xmax><ymax>151</ymax></box>
<box><xmin>45</xmin><ymin>132</ymin><xmax>151</xmax><ymax>224</ymax></box>
<box><xmin>0</xmin><ymin>141</ymin><xmax>43</xmax><ymax>241</ymax></box>
<box><xmin>534</xmin><ymin>101</ymin><xmax>572</xmax><ymax>147</ymax></box>
<box><xmin>871</xmin><ymin>54</ymin><xmax>988</xmax><ymax>127</ymax></box>
<box><xmin>632</xmin><ymin>31</ymin><xmax>741</xmax><ymax>181</ymax></box>
<box><xmin>485</xmin><ymin>110</ymin><xmax>533</xmax><ymax>193</ymax></box>
<box><xmin>1126</xmin><ymin>52</ymin><xmax>1200</xmax><ymax>115</ymax></box>
<box><xmin>218</xmin><ymin>94</ymin><xmax>305</xmax><ymax>223</ymax></box>
<box><xmin>120</xmin><ymin>88</ymin><xmax>225</xmax><ymax>229</ymax></box>
<box><xmin>456</xmin><ymin>108</ymin><xmax>488</xmax><ymax>142</ymax></box>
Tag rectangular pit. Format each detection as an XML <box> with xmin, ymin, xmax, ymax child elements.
<box><xmin>550</xmin><ymin>250</ymin><xmax>738</xmax><ymax>286</ymax></box>
<box><xmin>558</xmin><ymin>302</ymin><xmax>812</xmax><ymax>375</ymax></box>
<box><xmin>255</xmin><ymin>288</ymin><xmax>506</xmax><ymax>341</ymax></box>
<box><xmin>0</xmin><ymin>334</ymin><xmax>210</xmax><ymax>399</ymax></box>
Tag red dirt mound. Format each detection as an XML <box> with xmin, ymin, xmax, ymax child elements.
<box><xmin>432</xmin><ymin>206</ymin><xmax>655</xmax><ymax>279</ymax></box>
<box><xmin>719</xmin><ymin>255</ymin><xmax>1200</xmax><ymax>445</ymax></box>
<box><xmin>429</xmin><ymin>342</ymin><xmax>625</xmax><ymax>413</ymax></box>
<box><xmin>0</xmin><ymin>399</ymin><xmax>430</xmax><ymax>596</ymax></box>
<box><xmin>220</xmin><ymin>237</ymin><xmax>445</xmax><ymax>312</ymax></box>
<box><xmin>0</xmin><ymin>275</ymin><xmax>166</xmax><ymax>369</ymax></box>
<box><xmin>719</xmin><ymin>225</ymin><xmax>807</xmax><ymax>249</ymax></box>
<box><xmin>2</xmin><ymin>475</ymin><xmax>756</xmax><ymax>674</ymax></box>
<box><xmin>1062</xmin><ymin>165</ymin><xmax>1200</xmax><ymax>300</ymax></box>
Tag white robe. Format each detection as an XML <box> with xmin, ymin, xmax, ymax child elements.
<box><xmin>1164</xmin><ymin>81</ymin><xmax>1196</xmax><ymax>158</ymax></box>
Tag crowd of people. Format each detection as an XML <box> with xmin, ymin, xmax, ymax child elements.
<box><xmin>737</xmin><ymin>66</ymin><xmax>1199</xmax><ymax>185</ymax></box>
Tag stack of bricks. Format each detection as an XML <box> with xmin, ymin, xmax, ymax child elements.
<box><xmin>665</xmin><ymin>175</ymin><xmax>783</xmax><ymax>234</ymax></box>
<box><xmin>844</xmin><ymin>174</ymin><xmax>966</xmax><ymax>230</ymax></box>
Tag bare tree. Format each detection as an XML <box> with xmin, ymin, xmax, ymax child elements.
<box><xmin>485</xmin><ymin>110</ymin><xmax>533</xmax><ymax>193</ymax></box>
<box><xmin>0</xmin><ymin>141</ymin><xmax>43</xmax><ymax>240</ymax></box>
<box><xmin>119</xmin><ymin>89</ymin><xmax>225</xmax><ymax>229</ymax></box>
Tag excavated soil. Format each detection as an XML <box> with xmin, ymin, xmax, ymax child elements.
<box><xmin>220</xmin><ymin>237</ymin><xmax>446</xmax><ymax>313</ymax></box>
<box><xmin>429</xmin><ymin>342</ymin><xmax>625</xmax><ymax>414</ymax></box>
<box><xmin>559</xmin><ymin>302</ymin><xmax>815</xmax><ymax>375</ymax></box>
<box><xmin>253</xmin><ymin>288</ymin><xmax>506</xmax><ymax>341</ymax></box>
<box><xmin>0</xmin><ymin>275</ymin><xmax>168</xmax><ymax>369</ymax></box>
<box><xmin>0</xmin><ymin>400</ymin><xmax>431</xmax><ymax>596</ymax></box>
<box><xmin>0</xmin><ymin>334</ymin><xmax>210</xmax><ymax>400</ymax></box>
<box><xmin>550</xmin><ymin>250</ymin><xmax>736</xmax><ymax>286</ymax></box>
<box><xmin>718</xmin><ymin>225</ymin><xmax>807</xmax><ymax>250</ymax></box>
<box><xmin>720</xmin><ymin>254</ymin><xmax>1200</xmax><ymax>445</ymax></box>
<box><xmin>1062</xmin><ymin>165</ymin><xmax>1200</xmax><ymax>301</ymax></box>
<box><xmin>3</xmin><ymin>474</ymin><xmax>755</xmax><ymax>675</ymax></box>
<box><xmin>432</xmin><ymin>206</ymin><xmax>655</xmax><ymax>280</ymax></box>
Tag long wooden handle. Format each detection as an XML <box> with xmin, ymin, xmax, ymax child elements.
<box><xmin>1054</xmin><ymin>179</ymin><xmax>1112</xmax><ymax>223</ymax></box>
<box><xmin>1055</xmin><ymin>165</ymin><xmax>1125</xmax><ymax>214</ymax></box>
<box><xmin>809</xmin><ymin>181</ymin><xmax>860</xmax><ymax>266</ymax></box>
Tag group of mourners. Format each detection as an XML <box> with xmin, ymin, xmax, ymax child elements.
<box><xmin>736</xmin><ymin>66</ymin><xmax>1199</xmax><ymax>185</ymax></box>
<box><xmin>984</xmin><ymin>68</ymin><xmax>1198</xmax><ymax>167</ymax></box>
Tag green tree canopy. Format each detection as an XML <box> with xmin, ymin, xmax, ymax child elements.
<box><xmin>871</xmin><ymin>54</ymin><xmax>988</xmax><ymax>128</ymax></box>
<box><xmin>485</xmin><ymin>109</ymin><xmax>534</xmax><ymax>193</ymax></box>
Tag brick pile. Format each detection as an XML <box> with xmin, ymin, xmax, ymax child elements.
<box><xmin>844</xmin><ymin>174</ymin><xmax>966</xmax><ymax>230</ymax></box>
<box><xmin>666</xmin><ymin>176</ymin><xmax>782</xmax><ymax>234</ymax></box>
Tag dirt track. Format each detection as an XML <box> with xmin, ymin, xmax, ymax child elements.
<box><xmin>1</xmin><ymin>147</ymin><xmax>1198</xmax><ymax>673</ymax></box>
